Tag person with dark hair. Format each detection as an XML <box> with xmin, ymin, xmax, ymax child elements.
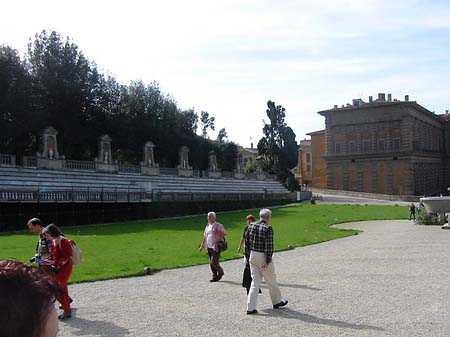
<box><xmin>0</xmin><ymin>259</ymin><xmax>61</xmax><ymax>337</ymax></box>
<box><xmin>27</xmin><ymin>218</ymin><xmax>52</xmax><ymax>262</ymax></box>
<box><xmin>238</xmin><ymin>214</ymin><xmax>261</xmax><ymax>294</ymax></box>
<box><xmin>42</xmin><ymin>224</ymin><xmax>73</xmax><ymax>320</ymax></box>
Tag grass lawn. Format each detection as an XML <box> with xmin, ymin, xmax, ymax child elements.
<box><xmin>0</xmin><ymin>203</ymin><xmax>407</xmax><ymax>283</ymax></box>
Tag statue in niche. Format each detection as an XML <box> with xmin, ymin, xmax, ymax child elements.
<box><xmin>146</xmin><ymin>148</ymin><xmax>153</xmax><ymax>166</ymax></box>
<box><xmin>103</xmin><ymin>143</ymin><xmax>110</xmax><ymax>163</ymax></box>
<box><xmin>236</xmin><ymin>154</ymin><xmax>244</xmax><ymax>173</ymax></box>
<box><xmin>178</xmin><ymin>146</ymin><xmax>191</xmax><ymax>169</ymax></box>
<box><xmin>209</xmin><ymin>151</ymin><xmax>218</xmax><ymax>171</ymax></box>
<box><xmin>47</xmin><ymin>136</ymin><xmax>55</xmax><ymax>159</ymax></box>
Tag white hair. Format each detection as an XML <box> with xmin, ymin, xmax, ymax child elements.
<box><xmin>207</xmin><ymin>211</ymin><xmax>216</xmax><ymax>219</ymax></box>
<box><xmin>259</xmin><ymin>208</ymin><xmax>272</xmax><ymax>219</ymax></box>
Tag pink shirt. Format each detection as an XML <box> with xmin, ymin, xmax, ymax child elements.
<box><xmin>202</xmin><ymin>222</ymin><xmax>227</xmax><ymax>250</ymax></box>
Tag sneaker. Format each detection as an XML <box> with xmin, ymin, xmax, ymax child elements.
<box><xmin>246</xmin><ymin>309</ymin><xmax>258</xmax><ymax>315</ymax></box>
<box><xmin>209</xmin><ymin>278</ymin><xmax>219</xmax><ymax>282</ymax></box>
<box><xmin>216</xmin><ymin>273</ymin><xmax>224</xmax><ymax>281</ymax></box>
<box><xmin>58</xmin><ymin>312</ymin><xmax>72</xmax><ymax>320</ymax></box>
<box><xmin>273</xmin><ymin>300</ymin><xmax>288</xmax><ymax>309</ymax></box>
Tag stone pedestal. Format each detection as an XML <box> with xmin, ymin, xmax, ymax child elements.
<box><xmin>95</xmin><ymin>162</ymin><xmax>118</xmax><ymax>173</ymax></box>
<box><xmin>141</xmin><ymin>166</ymin><xmax>160</xmax><ymax>176</ymax></box>
<box><xmin>37</xmin><ymin>158</ymin><xmax>64</xmax><ymax>170</ymax></box>
<box><xmin>178</xmin><ymin>168</ymin><xmax>193</xmax><ymax>177</ymax></box>
<box><xmin>208</xmin><ymin>171</ymin><xmax>222</xmax><ymax>179</ymax></box>
<box><xmin>234</xmin><ymin>172</ymin><xmax>245</xmax><ymax>180</ymax></box>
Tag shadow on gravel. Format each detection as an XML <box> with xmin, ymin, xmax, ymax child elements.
<box><xmin>63</xmin><ymin>316</ymin><xmax>130</xmax><ymax>337</ymax></box>
<box><xmin>220</xmin><ymin>280</ymin><xmax>321</xmax><ymax>291</ymax></box>
<box><xmin>278</xmin><ymin>283</ymin><xmax>322</xmax><ymax>290</ymax></box>
<box><xmin>266</xmin><ymin>308</ymin><xmax>385</xmax><ymax>332</ymax></box>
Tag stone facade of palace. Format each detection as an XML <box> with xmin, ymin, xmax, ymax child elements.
<box><xmin>298</xmin><ymin>93</ymin><xmax>450</xmax><ymax>196</ymax></box>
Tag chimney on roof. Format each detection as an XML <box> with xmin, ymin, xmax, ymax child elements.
<box><xmin>405</xmin><ymin>95</ymin><xmax>409</xmax><ymax>102</ymax></box>
<box><xmin>387</xmin><ymin>93</ymin><xmax>392</xmax><ymax>101</ymax></box>
<box><xmin>333</xmin><ymin>105</ymin><xmax>338</xmax><ymax>109</ymax></box>
<box><xmin>369</xmin><ymin>96</ymin><xmax>373</xmax><ymax>103</ymax></box>
<box><xmin>352</xmin><ymin>99</ymin><xmax>363</xmax><ymax>107</ymax></box>
<box><xmin>446</xmin><ymin>110</ymin><xmax>449</xmax><ymax>114</ymax></box>
<box><xmin>378</xmin><ymin>93</ymin><xmax>386</xmax><ymax>101</ymax></box>
<box><xmin>342</xmin><ymin>105</ymin><xmax>345</xmax><ymax>108</ymax></box>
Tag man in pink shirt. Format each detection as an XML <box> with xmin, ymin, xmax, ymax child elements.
<box><xmin>199</xmin><ymin>211</ymin><xmax>227</xmax><ymax>282</ymax></box>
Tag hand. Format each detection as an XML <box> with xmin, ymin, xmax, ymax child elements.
<box><xmin>198</xmin><ymin>245</ymin><xmax>203</xmax><ymax>252</ymax></box>
<box><xmin>260</xmin><ymin>263</ymin><xmax>268</xmax><ymax>271</ymax></box>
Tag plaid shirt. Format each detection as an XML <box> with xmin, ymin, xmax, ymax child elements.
<box><xmin>244</xmin><ymin>220</ymin><xmax>274</xmax><ymax>264</ymax></box>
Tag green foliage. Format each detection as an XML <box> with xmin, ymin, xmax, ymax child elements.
<box><xmin>244</xmin><ymin>158</ymin><xmax>256</xmax><ymax>173</ymax></box>
<box><xmin>258</xmin><ymin>100</ymin><xmax>299</xmax><ymax>186</ymax></box>
<box><xmin>0</xmin><ymin>204</ymin><xmax>407</xmax><ymax>282</ymax></box>
<box><xmin>200</xmin><ymin>110</ymin><xmax>215</xmax><ymax>138</ymax></box>
<box><xmin>0</xmin><ymin>31</ymin><xmax>229</xmax><ymax>168</ymax></box>
<box><xmin>216</xmin><ymin>128</ymin><xmax>228</xmax><ymax>143</ymax></box>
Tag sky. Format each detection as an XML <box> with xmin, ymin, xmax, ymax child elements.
<box><xmin>2</xmin><ymin>0</ymin><xmax>450</xmax><ymax>147</ymax></box>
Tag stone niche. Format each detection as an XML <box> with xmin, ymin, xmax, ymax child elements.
<box><xmin>234</xmin><ymin>153</ymin><xmax>245</xmax><ymax>179</ymax></box>
<box><xmin>36</xmin><ymin>126</ymin><xmax>64</xmax><ymax>170</ymax></box>
<box><xmin>141</xmin><ymin>141</ymin><xmax>159</xmax><ymax>176</ymax></box>
<box><xmin>177</xmin><ymin>146</ymin><xmax>193</xmax><ymax>177</ymax></box>
<box><xmin>256</xmin><ymin>157</ymin><xmax>266</xmax><ymax>180</ymax></box>
<box><xmin>95</xmin><ymin>135</ymin><xmax>118</xmax><ymax>173</ymax></box>
<box><xmin>208</xmin><ymin>151</ymin><xmax>221</xmax><ymax>178</ymax></box>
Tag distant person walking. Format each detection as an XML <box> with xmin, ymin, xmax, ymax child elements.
<box><xmin>417</xmin><ymin>201</ymin><xmax>425</xmax><ymax>218</ymax></box>
<box><xmin>42</xmin><ymin>224</ymin><xmax>73</xmax><ymax>320</ymax></box>
<box><xmin>409</xmin><ymin>203</ymin><xmax>416</xmax><ymax>221</ymax></box>
<box><xmin>199</xmin><ymin>211</ymin><xmax>227</xmax><ymax>282</ymax></box>
<box><xmin>245</xmin><ymin>208</ymin><xmax>288</xmax><ymax>315</ymax></box>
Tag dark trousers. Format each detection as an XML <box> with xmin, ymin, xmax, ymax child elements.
<box><xmin>207</xmin><ymin>248</ymin><xmax>223</xmax><ymax>280</ymax></box>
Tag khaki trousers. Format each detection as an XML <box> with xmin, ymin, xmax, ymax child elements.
<box><xmin>247</xmin><ymin>251</ymin><xmax>282</xmax><ymax>311</ymax></box>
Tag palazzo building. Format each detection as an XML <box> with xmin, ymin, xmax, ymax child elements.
<box><xmin>299</xmin><ymin>93</ymin><xmax>450</xmax><ymax>196</ymax></box>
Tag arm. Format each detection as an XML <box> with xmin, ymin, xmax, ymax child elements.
<box><xmin>199</xmin><ymin>226</ymin><xmax>206</xmax><ymax>251</ymax></box>
<box><xmin>261</xmin><ymin>226</ymin><xmax>274</xmax><ymax>271</ymax></box>
<box><xmin>237</xmin><ymin>238</ymin><xmax>244</xmax><ymax>252</ymax></box>
<box><xmin>54</xmin><ymin>238</ymin><xmax>72</xmax><ymax>269</ymax></box>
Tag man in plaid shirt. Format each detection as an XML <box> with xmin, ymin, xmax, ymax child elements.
<box><xmin>244</xmin><ymin>208</ymin><xmax>288</xmax><ymax>314</ymax></box>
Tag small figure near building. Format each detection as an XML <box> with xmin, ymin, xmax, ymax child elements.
<box><xmin>417</xmin><ymin>201</ymin><xmax>425</xmax><ymax>218</ymax></box>
<box><xmin>409</xmin><ymin>203</ymin><xmax>416</xmax><ymax>221</ymax></box>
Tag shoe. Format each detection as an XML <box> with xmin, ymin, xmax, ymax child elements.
<box><xmin>59</xmin><ymin>298</ymin><xmax>73</xmax><ymax>309</ymax></box>
<box><xmin>273</xmin><ymin>300</ymin><xmax>288</xmax><ymax>309</ymax></box>
<box><xmin>209</xmin><ymin>278</ymin><xmax>219</xmax><ymax>282</ymax></box>
<box><xmin>58</xmin><ymin>312</ymin><xmax>72</xmax><ymax>320</ymax></box>
<box><xmin>246</xmin><ymin>309</ymin><xmax>258</xmax><ymax>315</ymax></box>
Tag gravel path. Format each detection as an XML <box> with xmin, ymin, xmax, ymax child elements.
<box><xmin>58</xmin><ymin>220</ymin><xmax>450</xmax><ymax>337</ymax></box>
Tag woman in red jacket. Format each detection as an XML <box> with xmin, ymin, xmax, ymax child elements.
<box><xmin>43</xmin><ymin>224</ymin><xmax>73</xmax><ymax>320</ymax></box>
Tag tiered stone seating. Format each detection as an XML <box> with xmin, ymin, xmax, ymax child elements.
<box><xmin>0</xmin><ymin>167</ymin><xmax>289</xmax><ymax>196</ymax></box>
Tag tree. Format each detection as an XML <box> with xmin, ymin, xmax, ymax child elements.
<box><xmin>0</xmin><ymin>45</ymin><xmax>34</xmax><ymax>157</ymax></box>
<box><xmin>200</xmin><ymin>110</ymin><xmax>215</xmax><ymax>138</ymax></box>
<box><xmin>216</xmin><ymin>128</ymin><xmax>228</xmax><ymax>143</ymax></box>
<box><xmin>258</xmin><ymin>100</ymin><xmax>298</xmax><ymax>190</ymax></box>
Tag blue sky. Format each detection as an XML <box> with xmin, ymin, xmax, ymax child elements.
<box><xmin>2</xmin><ymin>0</ymin><xmax>450</xmax><ymax>147</ymax></box>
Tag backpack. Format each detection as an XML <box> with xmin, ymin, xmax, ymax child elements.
<box><xmin>59</xmin><ymin>238</ymin><xmax>82</xmax><ymax>265</ymax></box>
<box><xmin>69</xmin><ymin>240</ymin><xmax>83</xmax><ymax>265</ymax></box>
